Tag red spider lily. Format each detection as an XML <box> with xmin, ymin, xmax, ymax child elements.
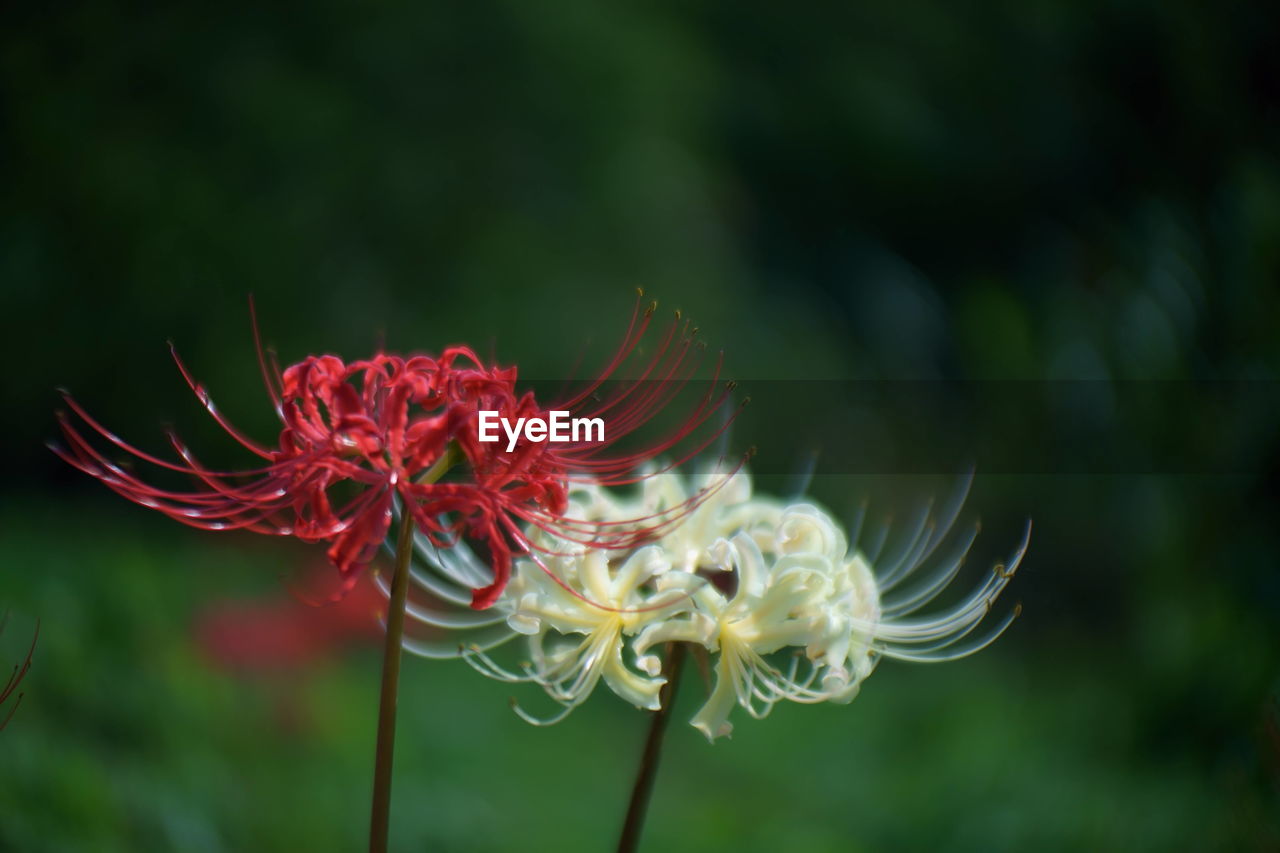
<box><xmin>53</xmin><ymin>294</ymin><xmax>745</xmax><ymax>609</ymax></box>
<box><xmin>0</xmin><ymin>613</ymin><xmax>37</xmax><ymax>732</ymax></box>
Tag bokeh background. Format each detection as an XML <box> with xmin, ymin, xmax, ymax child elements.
<box><xmin>3</xmin><ymin>2</ymin><xmax>1279</xmax><ymax>850</ymax></box>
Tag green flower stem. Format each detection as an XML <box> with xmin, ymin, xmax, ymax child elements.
<box><xmin>369</xmin><ymin>450</ymin><xmax>454</xmax><ymax>853</ymax></box>
<box><xmin>617</xmin><ymin>642</ymin><xmax>687</xmax><ymax>853</ymax></box>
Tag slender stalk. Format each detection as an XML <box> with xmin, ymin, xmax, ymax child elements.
<box><xmin>617</xmin><ymin>642</ymin><xmax>687</xmax><ymax>853</ymax></box>
<box><xmin>368</xmin><ymin>508</ymin><xmax>415</xmax><ymax>853</ymax></box>
<box><xmin>369</xmin><ymin>450</ymin><xmax>454</xmax><ymax>853</ymax></box>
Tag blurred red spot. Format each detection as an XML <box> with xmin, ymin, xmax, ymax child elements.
<box><xmin>196</xmin><ymin>572</ymin><xmax>385</xmax><ymax>672</ymax></box>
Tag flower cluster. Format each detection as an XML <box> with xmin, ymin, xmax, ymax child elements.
<box><xmin>53</xmin><ymin>296</ymin><xmax>741</xmax><ymax>608</ymax></box>
<box><xmin>444</xmin><ymin>470</ymin><xmax>1028</xmax><ymax>740</ymax></box>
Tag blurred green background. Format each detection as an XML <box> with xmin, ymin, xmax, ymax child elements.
<box><xmin>3</xmin><ymin>1</ymin><xmax>1279</xmax><ymax>850</ymax></box>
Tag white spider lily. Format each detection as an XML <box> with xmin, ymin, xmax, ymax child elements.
<box><xmin>629</xmin><ymin>500</ymin><xmax>878</xmax><ymax>740</ymax></box>
<box><xmin>456</xmin><ymin>486</ymin><xmax>705</xmax><ymax>724</ymax></box>
<box><xmin>494</xmin><ymin>546</ymin><xmax>702</xmax><ymax>724</ymax></box>
<box><xmin>660</xmin><ymin>484</ymin><xmax>1027</xmax><ymax>741</ymax></box>
<box><xmin>387</xmin><ymin>469</ymin><xmax>1029</xmax><ymax>740</ymax></box>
